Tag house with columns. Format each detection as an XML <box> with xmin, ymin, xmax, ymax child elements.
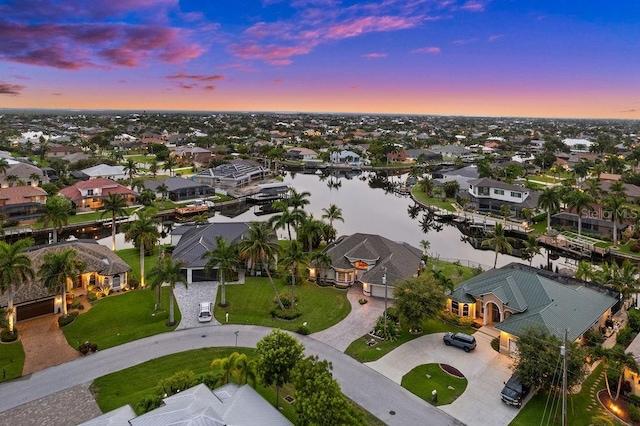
<box><xmin>447</xmin><ymin>263</ymin><xmax>618</xmax><ymax>357</ymax></box>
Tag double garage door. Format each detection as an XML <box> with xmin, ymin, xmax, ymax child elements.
<box><xmin>16</xmin><ymin>298</ymin><xmax>55</xmax><ymax>321</ymax></box>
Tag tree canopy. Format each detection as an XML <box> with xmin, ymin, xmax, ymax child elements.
<box><xmin>393</xmin><ymin>274</ymin><xmax>446</xmax><ymax>331</ymax></box>
<box><xmin>256</xmin><ymin>329</ymin><xmax>305</xmax><ymax>406</ymax></box>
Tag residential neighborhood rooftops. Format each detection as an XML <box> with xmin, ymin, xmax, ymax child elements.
<box><xmin>171</xmin><ymin>222</ymin><xmax>250</xmax><ymax>269</ymax></box>
<box><xmin>0</xmin><ymin>185</ymin><xmax>47</xmax><ymax>205</ymax></box>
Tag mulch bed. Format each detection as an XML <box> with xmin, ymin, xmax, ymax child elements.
<box><xmin>597</xmin><ymin>389</ymin><xmax>639</xmax><ymax>425</ymax></box>
<box><xmin>440</xmin><ymin>364</ymin><xmax>465</xmax><ymax>378</ymax></box>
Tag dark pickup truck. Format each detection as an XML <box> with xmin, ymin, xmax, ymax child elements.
<box><xmin>501</xmin><ymin>374</ymin><xmax>530</xmax><ymax>407</ymax></box>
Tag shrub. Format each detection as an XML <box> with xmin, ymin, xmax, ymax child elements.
<box><xmin>438</xmin><ymin>310</ymin><xmax>460</xmax><ymax>325</ymax></box>
<box><xmin>270</xmin><ymin>306</ymin><xmax>302</xmax><ymax>320</ymax></box>
<box><xmin>582</xmin><ymin>328</ymin><xmax>605</xmax><ymax>346</ymax></box>
<box><xmin>491</xmin><ymin>337</ymin><xmax>500</xmax><ymax>352</ymax></box>
<box><xmin>459</xmin><ymin>317</ymin><xmax>476</xmax><ymax>327</ymax></box>
<box><xmin>372</xmin><ymin>315</ymin><xmax>400</xmax><ymax>341</ymax></box>
<box><xmin>156</xmin><ymin>370</ymin><xmax>197</xmax><ymax>397</ymax></box>
<box><xmin>532</xmin><ymin>212</ymin><xmax>548</xmax><ymax>223</ymax></box>
<box><xmin>385</xmin><ymin>307</ymin><xmax>400</xmax><ymax>323</ymax></box>
<box><xmin>78</xmin><ymin>341</ymin><xmax>98</xmax><ymax>355</ymax></box>
<box><xmin>629</xmin><ymin>405</ymin><xmax>640</xmax><ymax>423</ymax></box>
<box><xmin>358</xmin><ymin>298</ymin><xmax>368</xmax><ymax>305</ymax></box>
<box><xmin>274</xmin><ymin>293</ymin><xmax>299</xmax><ymax>309</ymax></box>
<box><xmin>0</xmin><ymin>329</ymin><xmax>18</xmax><ymax>342</ymax></box>
<box><xmin>296</xmin><ymin>325</ymin><xmax>310</xmax><ymax>335</ymax></box>
<box><xmin>136</xmin><ymin>395</ymin><xmax>162</xmax><ymax>414</ymax></box>
<box><xmin>58</xmin><ymin>311</ymin><xmax>79</xmax><ymax>327</ymax></box>
<box><xmin>70</xmin><ymin>298</ymin><xmax>84</xmax><ymax>310</ymax></box>
<box><xmin>87</xmin><ymin>291</ymin><xmax>98</xmax><ymax>302</ymax></box>
<box><xmin>616</xmin><ymin>327</ymin><xmax>636</xmax><ymax>347</ymax></box>
<box><xmin>628</xmin><ymin>308</ymin><xmax>640</xmax><ymax>333</ymax></box>
<box><xmin>630</xmin><ymin>243</ymin><xmax>640</xmax><ymax>253</ymax></box>
<box><xmin>196</xmin><ymin>371</ymin><xmax>223</xmax><ymax>390</ymax></box>
<box><xmin>128</xmin><ymin>277</ymin><xmax>140</xmax><ymax>289</ymax></box>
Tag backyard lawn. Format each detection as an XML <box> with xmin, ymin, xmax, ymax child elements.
<box><xmin>213</xmin><ymin>277</ymin><xmax>350</xmax><ymax>333</ymax></box>
<box><xmin>345</xmin><ymin>318</ymin><xmax>475</xmax><ymax>363</ymax></box>
<box><xmin>425</xmin><ymin>259</ymin><xmax>480</xmax><ymax>286</ymax></box>
<box><xmin>116</xmin><ymin>247</ymin><xmax>164</xmax><ymax>281</ymax></box>
<box><xmin>402</xmin><ymin>364</ymin><xmax>468</xmax><ymax>406</ymax></box>
<box><xmin>62</xmin><ymin>287</ymin><xmax>180</xmax><ymax>350</ymax></box>
<box><xmin>0</xmin><ymin>341</ymin><xmax>25</xmax><ymax>383</ymax></box>
<box><xmin>411</xmin><ymin>187</ymin><xmax>456</xmax><ymax>212</ymax></box>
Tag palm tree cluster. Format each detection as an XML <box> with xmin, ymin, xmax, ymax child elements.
<box><xmin>575</xmin><ymin>260</ymin><xmax>639</xmax><ymax>303</ymax></box>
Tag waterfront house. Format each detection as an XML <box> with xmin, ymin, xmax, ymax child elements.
<box><xmin>285</xmin><ymin>147</ymin><xmax>319</xmax><ymax>161</ymax></box>
<box><xmin>463</xmin><ymin>177</ymin><xmax>539</xmax><ymax>217</ymax></box>
<box><xmin>59</xmin><ymin>178</ymin><xmax>138</xmax><ymax>211</ymax></box>
<box><xmin>447</xmin><ymin>263</ymin><xmax>618</xmax><ymax>357</ymax></box>
<box><xmin>80</xmin><ymin>164</ymin><xmax>128</xmax><ymax>181</ymax></box>
<box><xmin>144</xmin><ymin>176</ymin><xmax>213</xmax><ymax>202</ymax></box>
<box><xmin>0</xmin><ymin>241</ymin><xmax>130</xmax><ymax>322</ymax></box>
<box><xmin>430</xmin><ymin>144</ymin><xmax>470</xmax><ymax>159</ymax></box>
<box><xmin>404</xmin><ymin>149</ymin><xmax>443</xmax><ymax>163</ymax></box>
<box><xmin>314</xmin><ymin>233</ymin><xmax>423</xmax><ymax>297</ymax></box>
<box><xmin>0</xmin><ymin>185</ymin><xmax>47</xmax><ymax>223</ymax></box>
<box><xmin>171</xmin><ymin>222</ymin><xmax>249</xmax><ymax>284</ymax></box>
<box><xmin>330</xmin><ymin>150</ymin><xmax>361</xmax><ymax>165</ymax></box>
<box><xmin>551</xmin><ymin>212</ymin><xmax>628</xmax><ymax>240</ymax></box>
<box><xmin>194</xmin><ymin>160</ymin><xmax>270</xmax><ymax>190</ymax></box>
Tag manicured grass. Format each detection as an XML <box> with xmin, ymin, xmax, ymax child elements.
<box><xmin>345</xmin><ymin>318</ymin><xmax>475</xmax><ymax>363</ymax></box>
<box><xmin>401</xmin><ymin>363</ymin><xmax>468</xmax><ymax>406</ymax></box>
<box><xmin>411</xmin><ymin>187</ymin><xmax>456</xmax><ymax>212</ymax></box>
<box><xmin>213</xmin><ymin>277</ymin><xmax>350</xmax><ymax>333</ymax></box>
<box><xmin>510</xmin><ymin>363</ymin><xmax>613</xmax><ymax>426</ymax></box>
<box><xmin>62</xmin><ymin>287</ymin><xmax>180</xmax><ymax>350</ymax></box>
<box><xmin>124</xmin><ymin>154</ymin><xmax>157</xmax><ymax>164</ymax></box>
<box><xmin>426</xmin><ymin>259</ymin><xmax>478</xmax><ymax>286</ymax></box>
<box><xmin>92</xmin><ymin>348</ymin><xmax>379</xmax><ymax>424</ymax></box>
<box><xmin>31</xmin><ymin>207</ymin><xmax>139</xmax><ymax>229</ymax></box>
<box><xmin>0</xmin><ymin>341</ymin><xmax>25</xmax><ymax>382</ymax></box>
<box><xmin>116</xmin><ymin>247</ymin><xmax>163</xmax><ymax>281</ymax></box>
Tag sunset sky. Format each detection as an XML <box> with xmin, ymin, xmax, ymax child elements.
<box><xmin>0</xmin><ymin>0</ymin><xmax>638</xmax><ymax>119</ymax></box>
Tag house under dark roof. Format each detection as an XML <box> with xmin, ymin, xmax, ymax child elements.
<box><xmin>144</xmin><ymin>176</ymin><xmax>213</xmax><ymax>202</ymax></box>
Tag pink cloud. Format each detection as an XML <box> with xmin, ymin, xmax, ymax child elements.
<box><xmin>452</xmin><ymin>38</ymin><xmax>477</xmax><ymax>45</ymax></box>
<box><xmin>326</xmin><ymin>15</ymin><xmax>420</xmax><ymax>39</ymax></box>
<box><xmin>460</xmin><ymin>1</ymin><xmax>486</xmax><ymax>12</ymax></box>
<box><xmin>273</xmin><ymin>78</ymin><xmax>282</xmax><ymax>83</ymax></box>
<box><xmin>363</xmin><ymin>52</ymin><xmax>387</xmax><ymax>59</ymax></box>
<box><xmin>412</xmin><ymin>46</ymin><xmax>441</xmax><ymax>54</ymax></box>
<box><xmin>229</xmin><ymin>43</ymin><xmax>314</xmax><ymax>65</ymax></box>
<box><xmin>0</xmin><ymin>82</ymin><xmax>25</xmax><ymax>95</ymax></box>
<box><xmin>203</xmin><ymin>85</ymin><xmax>216</xmax><ymax>91</ymax></box>
<box><xmin>488</xmin><ymin>34</ymin><xmax>503</xmax><ymax>42</ymax></box>
<box><xmin>166</xmin><ymin>73</ymin><xmax>224</xmax><ymax>82</ymax></box>
<box><xmin>52</xmin><ymin>92</ymin><xmax>62</xmax><ymax>96</ymax></box>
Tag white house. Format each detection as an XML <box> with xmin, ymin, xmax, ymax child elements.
<box><xmin>81</xmin><ymin>164</ymin><xmax>128</xmax><ymax>181</ymax></box>
<box><xmin>330</xmin><ymin>150</ymin><xmax>361</xmax><ymax>165</ymax></box>
<box><xmin>464</xmin><ymin>178</ymin><xmax>539</xmax><ymax>217</ymax></box>
<box><xmin>562</xmin><ymin>138</ymin><xmax>594</xmax><ymax>153</ymax></box>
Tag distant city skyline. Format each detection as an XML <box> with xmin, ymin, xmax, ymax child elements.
<box><xmin>1</xmin><ymin>0</ymin><xmax>638</xmax><ymax>119</ymax></box>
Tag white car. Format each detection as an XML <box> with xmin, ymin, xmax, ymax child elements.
<box><xmin>198</xmin><ymin>302</ymin><xmax>213</xmax><ymax>322</ymax></box>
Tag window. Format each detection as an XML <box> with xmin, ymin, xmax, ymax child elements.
<box><xmin>87</xmin><ymin>189</ymin><xmax>94</xmax><ymax>196</ymax></box>
<box><xmin>478</xmin><ymin>186</ymin><xmax>490</xmax><ymax>196</ymax></box>
<box><xmin>494</xmin><ymin>189</ymin><xmax>504</xmax><ymax>195</ymax></box>
<box><xmin>462</xmin><ymin>304</ymin><xmax>469</xmax><ymax>316</ymax></box>
<box><xmin>451</xmin><ymin>301</ymin><xmax>459</xmax><ymax>315</ymax></box>
<box><xmin>510</xmin><ymin>191</ymin><xmax>522</xmax><ymax>198</ymax></box>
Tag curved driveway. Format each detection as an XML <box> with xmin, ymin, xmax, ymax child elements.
<box><xmin>367</xmin><ymin>331</ymin><xmax>517</xmax><ymax>426</ymax></box>
<box><xmin>0</xmin><ymin>325</ymin><xmax>462</xmax><ymax>426</ymax></box>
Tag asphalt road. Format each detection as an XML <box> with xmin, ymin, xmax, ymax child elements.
<box><xmin>0</xmin><ymin>325</ymin><xmax>463</xmax><ymax>426</ymax></box>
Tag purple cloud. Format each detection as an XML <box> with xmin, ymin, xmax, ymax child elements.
<box><xmin>0</xmin><ymin>82</ymin><xmax>25</xmax><ymax>95</ymax></box>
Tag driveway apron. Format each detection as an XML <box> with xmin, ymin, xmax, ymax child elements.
<box><xmin>18</xmin><ymin>315</ymin><xmax>79</xmax><ymax>375</ymax></box>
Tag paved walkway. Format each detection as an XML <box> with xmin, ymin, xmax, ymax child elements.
<box><xmin>0</xmin><ymin>325</ymin><xmax>462</xmax><ymax>426</ymax></box>
<box><xmin>173</xmin><ymin>281</ymin><xmax>221</xmax><ymax>330</ymax></box>
<box><xmin>367</xmin><ymin>330</ymin><xmax>517</xmax><ymax>426</ymax></box>
<box><xmin>311</xmin><ymin>285</ymin><xmax>385</xmax><ymax>352</ymax></box>
<box><xmin>18</xmin><ymin>315</ymin><xmax>79</xmax><ymax>375</ymax></box>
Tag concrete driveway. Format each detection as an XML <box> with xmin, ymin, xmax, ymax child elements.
<box><xmin>367</xmin><ymin>329</ymin><xmax>520</xmax><ymax>426</ymax></box>
<box><xmin>172</xmin><ymin>281</ymin><xmax>221</xmax><ymax>330</ymax></box>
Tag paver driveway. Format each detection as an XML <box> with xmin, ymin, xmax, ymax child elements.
<box><xmin>367</xmin><ymin>330</ymin><xmax>520</xmax><ymax>426</ymax></box>
<box><xmin>173</xmin><ymin>281</ymin><xmax>221</xmax><ymax>329</ymax></box>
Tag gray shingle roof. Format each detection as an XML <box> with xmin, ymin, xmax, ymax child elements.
<box><xmin>468</xmin><ymin>177</ymin><xmax>527</xmax><ymax>192</ymax></box>
<box><xmin>171</xmin><ymin>223</ymin><xmax>250</xmax><ymax>268</ymax></box>
<box><xmin>145</xmin><ymin>176</ymin><xmax>211</xmax><ymax>192</ymax></box>
<box><xmin>451</xmin><ymin>267</ymin><xmax>617</xmax><ymax>341</ymax></box>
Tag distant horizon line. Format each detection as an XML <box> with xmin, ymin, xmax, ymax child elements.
<box><xmin>0</xmin><ymin>107</ymin><xmax>637</xmax><ymax>122</ymax></box>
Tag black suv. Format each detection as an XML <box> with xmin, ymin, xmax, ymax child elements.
<box><xmin>500</xmin><ymin>374</ymin><xmax>530</xmax><ymax>407</ymax></box>
<box><xmin>442</xmin><ymin>332</ymin><xmax>476</xmax><ymax>352</ymax></box>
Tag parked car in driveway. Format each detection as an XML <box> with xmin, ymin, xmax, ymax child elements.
<box><xmin>198</xmin><ymin>302</ymin><xmax>213</xmax><ymax>322</ymax></box>
<box><xmin>443</xmin><ymin>332</ymin><xmax>476</xmax><ymax>352</ymax></box>
<box><xmin>500</xmin><ymin>374</ymin><xmax>530</xmax><ymax>407</ymax></box>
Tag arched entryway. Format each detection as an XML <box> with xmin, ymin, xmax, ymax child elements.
<box><xmin>484</xmin><ymin>301</ymin><xmax>503</xmax><ymax>325</ymax></box>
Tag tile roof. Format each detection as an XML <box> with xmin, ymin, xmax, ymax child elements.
<box><xmin>171</xmin><ymin>223</ymin><xmax>250</xmax><ymax>268</ymax></box>
<box><xmin>0</xmin><ymin>185</ymin><xmax>47</xmax><ymax>205</ymax></box>
<box><xmin>145</xmin><ymin>176</ymin><xmax>212</xmax><ymax>192</ymax></box>
<box><xmin>451</xmin><ymin>266</ymin><xmax>617</xmax><ymax>341</ymax></box>
<box><xmin>59</xmin><ymin>178</ymin><xmax>137</xmax><ymax>203</ymax></box>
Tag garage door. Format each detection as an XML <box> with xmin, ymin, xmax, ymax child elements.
<box><xmin>192</xmin><ymin>269</ymin><xmax>217</xmax><ymax>282</ymax></box>
<box><xmin>16</xmin><ymin>298</ymin><xmax>55</xmax><ymax>321</ymax></box>
<box><xmin>370</xmin><ymin>284</ymin><xmax>391</xmax><ymax>298</ymax></box>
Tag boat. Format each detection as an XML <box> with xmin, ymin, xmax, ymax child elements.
<box><xmin>315</xmin><ymin>169</ymin><xmax>323</xmax><ymax>175</ymax></box>
<box><xmin>175</xmin><ymin>205</ymin><xmax>209</xmax><ymax>215</ymax></box>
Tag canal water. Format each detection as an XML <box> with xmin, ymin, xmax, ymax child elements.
<box><xmin>99</xmin><ymin>171</ymin><xmax>558</xmax><ymax>270</ymax></box>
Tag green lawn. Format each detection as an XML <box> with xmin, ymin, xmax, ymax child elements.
<box><xmin>116</xmin><ymin>247</ymin><xmax>164</xmax><ymax>281</ymax></box>
<box><xmin>426</xmin><ymin>259</ymin><xmax>478</xmax><ymax>286</ymax></box>
<box><xmin>0</xmin><ymin>341</ymin><xmax>25</xmax><ymax>383</ymax></box>
<box><xmin>213</xmin><ymin>277</ymin><xmax>350</xmax><ymax>333</ymax></box>
<box><xmin>411</xmin><ymin>187</ymin><xmax>456</xmax><ymax>212</ymax></box>
<box><xmin>91</xmin><ymin>348</ymin><xmax>380</xmax><ymax>424</ymax></box>
<box><xmin>31</xmin><ymin>207</ymin><xmax>139</xmax><ymax>229</ymax></box>
<box><xmin>345</xmin><ymin>318</ymin><xmax>475</xmax><ymax>363</ymax></box>
<box><xmin>401</xmin><ymin>364</ymin><xmax>468</xmax><ymax>406</ymax></box>
<box><xmin>62</xmin><ymin>287</ymin><xmax>180</xmax><ymax>350</ymax></box>
<box><xmin>510</xmin><ymin>363</ymin><xmax>619</xmax><ymax>425</ymax></box>
<box><xmin>124</xmin><ymin>154</ymin><xmax>157</xmax><ymax>164</ymax></box>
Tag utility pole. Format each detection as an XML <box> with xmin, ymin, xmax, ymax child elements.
<box><xmin>561</xmin><ymin>329</ymin><xmax>568</xmax><ymax>426</ymax></box>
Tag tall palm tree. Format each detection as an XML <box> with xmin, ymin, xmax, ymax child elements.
<box><xmin>149</xmin><ymin>159</ymin><xmax>159</xmax><ymax>178</ymax></box>
<box><xmin>40</xmin><ymin>194</ymin><xmax>72</xmax><ymax>244</ymax></box>
<box><xmin>591</xmin><ymin>345</ymin><xmax>615</xmax><ymax>399</ymax></box>
<box><xmin>612</xmin><ymin>346</ymin><xmax>639</xmax><ymax>400</ymax></box>
<box><xmin>123</xmin><ymin>212</ymin><xmax>159</xmax><ymax>288</ymax></box>
<box><xmin>537</xmin><ymin>187</ymin><xmax>561</xmax><ymax>233</ymax></box>
<box><xmin>609</xmin><ymin>181</ymin><xmax>627</xmax><ymax>201</ymax></box>
<box><xmin>123</xmin><ymin>158</ymin><xmax>138</xmax><ymax>188</ymax></box>
<box><xmin>163</xmin><ymin>157</ymin><xmax>177</xmax><ymax>177</ymax></box>
<box><xmin>584</xmin><ymin>178</ymin><xmax>603</xmax><ymax>201</ymax></box>
<box><xmin>157</xmin><ymin>183</ymin><xmax>169</xmax><ymax>200</ymax></box>
<box><xmin>29</xmin><ymin>172</ymin><xmax>41</xmax><ymax>186</ymax></box>
<box><xmin>0</xmin><ymin>238</ymin><xmax>34</xmax><ymax>332</ymax></box>
<box><xmin>100</xmin><ymin>193</ymin><xmax>129</xmax><ymax>251</ymax></box>
<box><xmin>40</xmin><ymin>249</ymin><xmax>85</xmax><ymax>318</ymax></box>
<box><xmin>419</xmin><ymin>239</ymin><xmax>431</xmax><ymax>262</ymax></box>
<box><xmin>288</xmin><ymin>188</ymin><xmax>311</xmax><ymax>211</ymax></box>
<box><xmin>231</xmin><ymin>353</ymin><xmax>256</xmax><ymax>386</ymax></box>
<box><xmin>567</xmin><ymin>190</ymin><xmax>594</xmax><ymax>236</ymax></box>
<box><xmin>204</xmin><ymin>237</ymin><xmax>239</xmax><ymax>307</ymax></box>
<box><xmin>309</xmin><ymin>251</ymin><xmax>332</xmax><ymax>285</ymax></box>
<box><xmin>237</xmin><ymin>221</ymin><xmax>284</xmax><ymax>310</ymax></box>
<box><xmin>147</xmin><ymin>256</ymin><xmax>185</xmax><ymax>326</ymax></box>
<box><xmin>298</xmin><ymin>214</ymin><xmax>323</xmax><ymax>253</ymax></box>
<box><xmin>575</xmin><ymin>260</ymin><xmax>595</xmax><ymax>282</ymax></box>
<box><xmin>269</xmin><ymin>200</ymin><xmax>305</xmax><ymax>240</ymax></box>
<box><xmin>321</xmin><ymin>204</ymin><xmax>344</xmax><ymax>228</ymax></box>
<box><xmin>481</xmin><ymin>223</ymin><xmax>514</xmax><ymax>268</ymax></box>
<box><xmin>522</xmin><ymin>234</ymin><xmax>541</xmax><ymax>266</ymax></box>
<box><xmin>604</xmin><ymin>195</ymin><xmax>626</xmax><ymax>245</ymax></box>
<box><xmin>281</xmin><ymin>240</ymin><xmax>306</xmax><ymax>302</ymax></box>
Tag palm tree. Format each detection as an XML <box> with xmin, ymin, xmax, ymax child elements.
<box><xmin>123</xmin><ymin>158</ymin><xmax>138</xmax><ymax>188</ymax></box>
<box><xmin>5</xmin><ymin>175</ymin><xmax>18</xmax><ymax>187</ymax></box>
<box><xmin>321</xmin><ymin>204</ymin><xmax>344</xmax><ymax>228</ymax></box>
<box><xmin>567</xmin><ymin>190</ymin><xmax>594</xmax><ymax>236</ymax></box>
<box><xmin>288</xmin><ymin>188</ymin><xmax>311</xmax><ymax>211</ymax></box>
<box><xmin>0</xmin><ymin>158</ymin><xmax>9</xmax><ymax>175</ymax></box>
<box><xmin>149</xmin><ymin>159</ymin><xmax>159</xmax><ymax>178</ymax></box>
<box><xmin>584</xmin><ymin>178</ymin><xmax>603</xmax><ymax>201</ymax></box>
<box><xmin>40</xmin><ymin>194</ymin><xmax>73</xmax><ymax>244</ymax></box>
<box><xmin>591</xmin><ymin>345</ymin><xmax>615</xmax><ymax>399</ymax></box>
<box><xmin>500</xmin><ymin>204</ymin><xmax>511</xmax><ymax>224</ymax></box>
<box><xmin>123</xmin><ymin>211</ymin><xmax>159</xmax><ymax>288</ymax></box>
<box><xmin>211</xmin><ymin>352</ymin><xmax>241</xmax><ymax>384</ymax></box>
<box><xmin>231</xmin><ymin>353</ymin><xmax>256</xmax><ymax>386</ymax></box>
<box><xmin>237</xmin><ymin>221</ymin><xmax>284</xmax><ymax>310</ymax></box>
<box><xmin>40</xmin><ymin>249</ymin><xmax>85</xmax><ymax>318</ymax></box>
<box><xmin>269</xmin><ymin>200</ymin><xmax>305</xmax><ymax>241</ymax></box>
<box><xmin>298</xmin><ymin>214</ymin><xmax>323</xmax><ymax>253</ymax></box>
<box><xmin>419</xmin><ymin>176</ymin><xmax>435</xmax><ymax>196</ymax></box>
<box><xmin>0</xmin><ymin>238</ymin><xmax>34</xmax><ymax>332</ymax></box>
<box><xmin>204</xmin><ymin>237</ymin><xmax>239</xmax><ymax>307</ymax></box>
<box><xmin>537</xmin><ymin>187</ymin><xmax>561</xmax><ymax>233</ymax></box>
<box><xmin>481</xmin><ymin>223</ymin><xmax>514</xmax><ymax>268</ymax></box>
<box><xmin>609</xmin><ymin>181</ymin><xmax>627</xmax><ymax>201</ymax></box>
<box><xmin>100</xmin><ymin>193</ymin><xmax>129</xmax><ymax>251</ymax></box>
<box><xmin>604</xmin><ymin>195</ymin><xmax>626</xmax><ymax>245</ymax></box>
<box><xmin>147</xmin><ymin>256</ymin><xmax>185</xmax><ymax>326</ymax></box>
<box><xmin>575</xmin><ymin>260</ymin><xmax>595</xmax><ymax>282</ymax></box>
<box><xmin>29</xmin><ymin>172</ymin><xmax>41</xmax><ymax>186</ymax></box>
<box><xmin>521</xmin><ymin>234</ymin><xmax>541</xmax><ymax>266</ymax></box>
<box><xmin>163</xmin><ymin>157</ymin><xmax>177</xmax><ymax>177</ymax></box>
<box><xmin>419</xmin><ymin>239</ymin><xmax>431</xmax><ymax>262</ymax></box>
<box><xmin>612</xmin><ymin>346</ymin><xmax>639</xmax><ymax>400</ymax></box>
<box><xmin>281</xmin><ymin>240</ymin><xmax>306</xmax><ymax>302</ymax></box>
<box><xmin>309</xmin><ymin>251</ymin><xmax>332</xmax><ymax>285</ymax></box>
<box><xmin>157</xmin><ymin>183</ymin><xmax>169</xmax><ymax>200</ymax></box>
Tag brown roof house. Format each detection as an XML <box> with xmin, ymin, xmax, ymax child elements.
<box><xmin>315</xmin><ymin>233</ymin><xmax>423</xmax><ymax>297</ymax></box>
<box><xmin>0</xmin><ymin>241</ymin><xmax>130</xmax><ymax>322</ymax></box>
<box><xmin>0</xmin><ymin>185</ymin><xmax>47</xmax><ymax>223</ymax></box>
<box><xmin>59</xmin><ymin>178</ymin><xmax>138</xmax><ymax>211</ymax></box>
